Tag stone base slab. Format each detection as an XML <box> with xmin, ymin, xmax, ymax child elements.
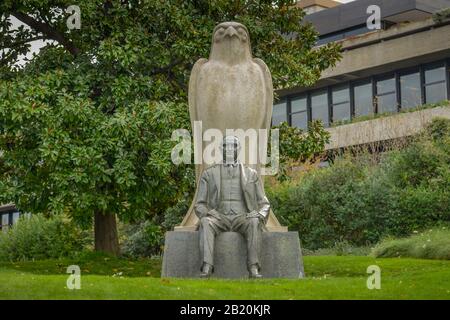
<box><xmin>162</xmin><ymin>231</ymin><xmax>304</xmax><ymax>279</ymax></box>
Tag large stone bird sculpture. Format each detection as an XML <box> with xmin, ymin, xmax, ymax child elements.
<box><xmin>176</xmin><ymin>21</ymin><xmax>286</xmax><ymax>231</ymax></box>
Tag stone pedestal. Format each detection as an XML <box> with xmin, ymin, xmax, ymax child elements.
<box><xmin>162</xmin><ymin>231</ymin><xmax>304</xmax><ymax>279</ymax></box>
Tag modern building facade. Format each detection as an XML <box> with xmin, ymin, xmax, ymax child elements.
<box><xmin>276</xmin><ymin>0</ymin><xmax>450</xmax><ymax>149</ymax></box>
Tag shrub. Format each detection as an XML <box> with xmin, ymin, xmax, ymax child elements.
<box><xmin>433</xmin><ymin>8</ymin><xmax>450</xmax><ymax>23</ymax></box>
<box><xmin>162</xmin><ymin>196</ymin><xmax>191</xmax><ymax>231</ymax></box>
<box><xmin>121</xmin><ymin>220</ymin><xmax>164</xmax><ymax>258</ymax></box>
<box><xmin>269</xmin><ymin>156</ymin><xmax>381</xmax><ymax>249</ymax></box>
<box><xmin>268</xmin><ymin>118</ymin><xmax>450</xmax><ymax>250</ymax></box>
<box><xmin>425</xmin><ymin>117</ymin><xmax>450</xmax><ymax>141</ymax></box>
<box><xmin>0</xmin><ymin>214</ymin><xmax>87</xmax><ymax>261</ymax></box>
<box><xmin>372</xmin><ymin>226</ymin><xmax>450</xmax><ymax>260</ymax></box>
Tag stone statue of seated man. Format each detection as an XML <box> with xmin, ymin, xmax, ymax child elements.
<box><xmin>194</xmin><ymin>135</ymin><xmax>270</xmax><ymax>278</ymax></box>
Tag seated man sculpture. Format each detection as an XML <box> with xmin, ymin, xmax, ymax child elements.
<box><xmin>194</xmin><ymin>136</ymin><xmax>270</xmax><ymax>278</ymax></box>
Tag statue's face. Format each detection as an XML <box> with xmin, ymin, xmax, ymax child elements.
<box><xmin>212</xmin><ymin>22</ymin><xmax>250</xmax><ymax>59</ymax></box>
<box><xmin>224</xmin><ymin>142</ymin><xmax>237</xmax><ymax>164</ymax></box>
<box><xmin>222</xmin><ymin>136</ymin><xmax>240</xmax><ymax>164</ymax></box>
<box><xmin>213</xmin><ymin>23</ymin><xmax>248</xmax><ymax>44</ymax></box>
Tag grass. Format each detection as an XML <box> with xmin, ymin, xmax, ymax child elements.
<box><xmin>1</xmin><ymin>254</ymin><xmax>450</xmax><ymax>299</ymax></box>
<box><xmin>0</xmin><ymin>251</ymin><xmax>162</xmax><ymax>277</ymax></box>
<box><xmin>303</xmin><ymin>241</ymin><xmax>371</xmax><ymax>256</ymax></box>
<box><xmin>372</xmin><ymin>227</ymin><xmax>450</xmax><ymax>260</ymax></box>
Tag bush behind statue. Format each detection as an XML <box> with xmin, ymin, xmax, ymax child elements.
<box><xmin>0</xmin><ymin>214</ymin><xmax>88</xmax><ymax>261</ymax></box>
<box><xmin>372</xmin><ymin>226</ymin><xmax>450</xmax><ymax>260</ymax></box>
<box><xmin>120</xmin><ymin>196</ymin><xmax>190</xmax><ymax>258</ymax></box>
<box><xmin>268</xmin><ymin>118</ymin><xmax>450</xmax><ymax>250</ymax></box>
<box><xmin>121</xmin><ymin>220</ymin><xmax>164</xmax><ymax>258</ymax></box>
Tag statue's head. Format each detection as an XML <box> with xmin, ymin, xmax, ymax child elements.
<box><xmin>220</xmin><ymin>135</ymin><xmax>241</xmax><ymax>164</ymax></box>
<box><xmin>210</xmin><ymin>21</ymin><xmax>252</xmax><ymax>63</ymax></box>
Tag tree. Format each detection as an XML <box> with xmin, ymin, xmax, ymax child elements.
<box><xmin>0</xmin><ymin>0</ymin><xmax>341</xmax><ymax>255</ymax></box>
<box><xmin>274</xmin><ymin>121</ymin><xmax>330</xmax><ymax>181</ymax></box>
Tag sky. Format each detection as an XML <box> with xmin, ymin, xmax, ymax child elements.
<box><xmin>9</xmin><ymin>16</ymin><xmax>48</xmax><ymax>65</ymax></box>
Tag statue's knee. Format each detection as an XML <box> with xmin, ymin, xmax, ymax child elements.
<box><xmin>249</xmin><ymin>217</ymin><xmax>260</xmax><ymax>228</ymax></box>
<box><xmin>200</xmin><ymin>216</ymin><xmax>215</xmax><ymax>228</ymax></box>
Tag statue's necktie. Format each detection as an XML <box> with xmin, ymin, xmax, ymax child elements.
<box><xmin>225</xmin><ymin>163</ymin><xmax>236</xmax><ymax>177</ymax></box>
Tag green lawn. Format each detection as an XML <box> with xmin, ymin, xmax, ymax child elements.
<box><xmin>1</xmin><ymin>255</ymin><xmax>449</xmax><ymax>299</ymax></box>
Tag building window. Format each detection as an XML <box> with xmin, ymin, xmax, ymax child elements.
<box><xmin>424</xmin><ymin>65</ymin><xmax>447</xmax><ymax>104</ymax></box>
<box><xmin>376</xmin><ymin>77</ymin><xmax>397</xmax><ymax>113</ymax></box>
<box><xmin>331</xmin><ymin>84</ymin><xmax>351</xmax><ymax>123</ymax></box>
<box><xmin>273</xmin><ymin>59</ymin><xmax>450</xmax><ymax>128</ymax></box>
<box><xmin>400</xmin><ymin>71</ymin><xmax>421</xmax><ymax>109</ymax></box>
<box><xmin>311</xmin><ymin>89</ymin><xmax>329</xmax><ymax>127</ymax></box>
<box><xmin>0</xmin><ymin>210</ymin><xmax>21</xmax><ymax>232</ymax></box>
<box><xmin>354</xmin><ymin>81</ymin><xmax>373</xmax><ymax>117</ymax></box>
<box><xmin>290</xmin><ymin>95</ymin><xmax>308</xmax><ymax>130</ymax></box>
<box><xmin>12</xmin><ymin>212</ymin><xmax>20</xmax><ymax>224</ymax></box>
<box><xmin>272</xmin><ymin>101</ymin><xmax>288</xmax><ymax>126</ymax></box>
<box><xmin>1</xmin><ymin>214</ymin><xmax>8</xmax><ymax>231</ymax></box>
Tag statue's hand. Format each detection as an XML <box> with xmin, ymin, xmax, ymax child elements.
<box><xmin>246</xmin><ymin>211</ymin><xmax>264</xmax><ymax>221</ymax></box>
<box><xmin>206</xmin><ymin>209</ymin><xmax>222</xmax><ymax>221</ymax></box>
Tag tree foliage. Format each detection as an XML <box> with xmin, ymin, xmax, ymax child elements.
<box><xmin>274</xmin><ymin>120</ymin><xmax>330</xmax><ymax>181</ymax></box>
<box><xmin>0</xmin><ymin>0</ymin><xmax>341</xmax><ymax>253</ymax></box>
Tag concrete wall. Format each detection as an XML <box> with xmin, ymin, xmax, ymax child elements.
<box><xmin>325</xmin><ymin>105</ymin><xmax>450</xmax><ymax>150</ymax></box>
<box><xmin>303</xmin><ymin>0</ymin><xmax>450</xmax><ymax>36</ymax></box>
<box><xmin>303</xmin><ymin>6</ymin><xmax>328</xmax><ymax>15</ymax></box>
<box><xmin>322</xmin><ymin>20</ymin><xmax>450</xmax><ymax>79</ymax></box>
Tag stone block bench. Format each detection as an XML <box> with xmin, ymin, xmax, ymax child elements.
<box><xmin>162</xmin><ymin>231</ymin><xmax>304</xmax><ymax>279</ymax></box>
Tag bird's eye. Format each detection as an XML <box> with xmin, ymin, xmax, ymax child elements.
<box><xmin>214</xmin><ymin>28</ymin><xmax>225</xmax><ymax>42</ymax></box>
<box><xmin>238</xmin><ymin>29</ymin><xmax>247</xmax><ymax>41</ymax></box>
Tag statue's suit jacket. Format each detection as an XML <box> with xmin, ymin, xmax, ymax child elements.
<box><xmin>194</xmin><ymin>163</ymin><xmax>271</xmax><ymax>223</ymax></box>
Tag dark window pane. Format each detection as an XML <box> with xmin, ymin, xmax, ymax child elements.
<box><xmin>345</xmin><ymin>25</ymin><xmax>371</xmax><ymax>37</ymax></box>
<box><xmin>317</xmin><ymin>33</ymin><xmax>344</xmax><ymax>45</ymax></box>
<box><xmin>311</xmin><ymin>90</ymin><xmax>329</xmax><ymax>127</ymax></box>
<box><xmin>291</xmin><ymin>112</ymin><xmax>308</xmax><ymax>130</ymax></box>
<box><xmin>354</xmin><ymin>82</ymin><xmax>373</xmax><ymax>117</ymax></box>
<box><xmin>291</xmin><ymin>96</ymin><xmax>307</xmax><ymax>113</ymax></box>
<box><xmin>425</xmin><ymin>82</ymin><xmax>447</xmax><ymax>104</ymax></box>
<box><xmin>333</xmin><ymin>103</ymin><xmax>351</xmax><ymax>122</ymax></box>
<box><xmin>1</xmin><ymin>214</ymin><xmax>9</xmax><ymax>230</ymax></box>
<box><xmin>377</xmin><ymin>77</ymin><xmax>397</xmax><ymax>113</ymax></box>
<box><xmin>290</xmin><ymin>96</ymin><xmax>308</xmax><ymax>130</ymax></box>
<box><xmin>378</xmin><ymin>93</ymin><xmax>397</xmax><ymax>113</ymax></box>
<box><xmin>317</xmin><ymin>25</ymin><xmax>371</xmax><ymax>46</ymax></box>
<box><xmin>272</xmin><ymin>101</ymin><xmax>287</xmax><ymax>126</ymax></box>
<box><xmin>377</xmin><ymin>77</ymin><xmax>395</xmax><ymax>95</ymax></box>
<box><xmin>425</xmin><ymin>66</ymin><xmax>445</xmax><ymax>84</ymax></box>
<box><xmin>424</xmin><ymin>65</ymin><xmax>447</xmax><ymax>104</ymax></box>
<box><xmin>332</xmin><ymin>85</ymin><xmax>350</xmax><ymax>104</ymax></box>
<box><xmin>400</xmin><ymin>72</ymin><xmax>421</xmax><ymax>109</ymax></box>
<box><xmin>331</xmin><ymin>85</ymin><xmax>350</xmax><ymax>123</ymax></box>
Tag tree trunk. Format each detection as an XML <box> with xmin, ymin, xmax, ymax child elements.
<box><xmin>94</xmin><ymin>211</ymin><xmax>120</xmax><ymax>256</ymax></box>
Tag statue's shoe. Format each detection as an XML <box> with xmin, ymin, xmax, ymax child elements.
<box><xmin>200</xmin><ymin>263</ymin><xmax>213</xmax><ymax>278</ymax></box>
<box><xmin>249</xmin><ymin>265</ymin><xmax>263</xmax><ymax>279</ymax></box>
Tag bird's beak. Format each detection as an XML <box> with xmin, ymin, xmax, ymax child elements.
<box><xmin>224</xmin><ymin>26</ymin><xmax>239</xmax><ymax>38</ymax></box>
